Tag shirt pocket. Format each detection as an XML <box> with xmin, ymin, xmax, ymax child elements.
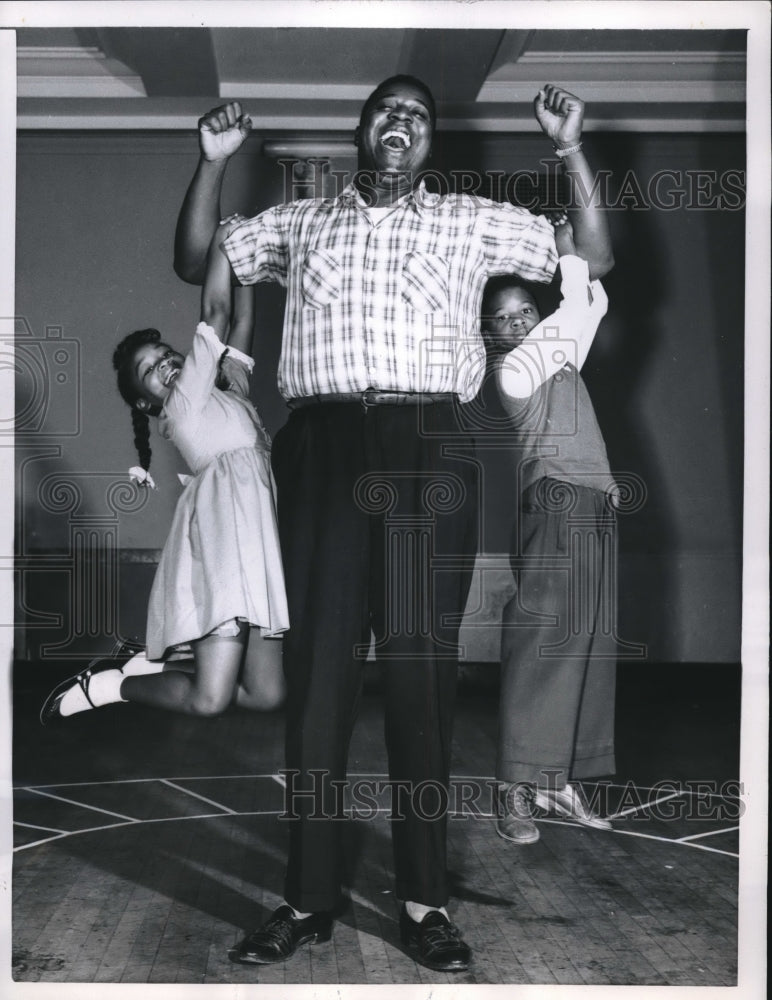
<box><xmin>301</xmin><ymin>247</ymin><xmax>342</xmax><ymax>308</ymax></box>
<box><xmin>401</xmin><ymin>251</ymin><xmax>449</xmax><ymax>314</ymax></box>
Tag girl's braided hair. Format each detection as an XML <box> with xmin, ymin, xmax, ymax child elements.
<box><xmin>112</xmin><ymin>328</ymin><xmax>161</xmax><ymax>473</ymax></box>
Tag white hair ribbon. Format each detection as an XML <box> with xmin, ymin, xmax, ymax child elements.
<box><xmin>128</xmin><ymin>466</ymin><xmax>157</xmax><ymax>490</ymax></box>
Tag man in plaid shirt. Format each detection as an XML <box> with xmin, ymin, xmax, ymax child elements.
<box><xmin>175</xmin><ymin>76</ymin><xmax>613</xmax><ymax>972</ymax></box>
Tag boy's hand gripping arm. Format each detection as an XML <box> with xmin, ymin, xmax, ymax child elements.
<box><xmin>173</xmin><ymin>102</ymin><xmax>252</xmax><ymax>285</ymax></box>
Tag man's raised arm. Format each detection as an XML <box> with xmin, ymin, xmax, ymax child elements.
<box><xmin>533</xmin><ymin>85</ymin><xmax>614</xmax><ymax>280</ymax></box>
<box><xmin>174</xmin><ymin>102</ymin><xmax>252</xmax><ymax>285</ymax></box>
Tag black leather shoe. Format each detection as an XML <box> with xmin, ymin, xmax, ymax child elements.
<box><xmin>231</xmin><ymin>905</ymin><xmax>333</xmax><ymax>965</ymax></box>
<box><xmin>40</xmin><ymin>668</ymin><xmax>98</xmax><ymax>726</ymax></box>
<box><xmin>399</xmin><ymin>906</ymin><xmax>471</xmax><ymax>972</ymax></box>
<box><xmin>39</xmin><ymin>650</ymin><xmax>136</xmax><ymax>727</ymax></box>
<box><xmin>109</xmin><ymin>638</ymin><xmax>145</xmax><ymax>658</ymax></box>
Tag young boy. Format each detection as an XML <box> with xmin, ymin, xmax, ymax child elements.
<box><xmin>481</xmin><ymin>217</ymin><xmax>617</xmax><ymax>844</ymax></box>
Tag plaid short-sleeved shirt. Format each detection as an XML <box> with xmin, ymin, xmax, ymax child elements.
<box><xmin>223</xmin><ymin>181</ymin><xmax>558</xmax><ymax>403</ymax></box>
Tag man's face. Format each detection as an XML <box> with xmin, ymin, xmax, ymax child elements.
<box><xmin>355</xmin><ymin>81</ymin><xmax>434</xmax><ymax>177</ymax></box>
<box><xmin>482</xmin><ymin>286</ymin><xmax>541</xmax><ymax>354</ymax></box>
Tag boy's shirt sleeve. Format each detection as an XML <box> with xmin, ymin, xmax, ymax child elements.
<box><xmin>573</xmin><ymin>278</ymin><xmax>609</xmax><ymax>370</ymax></box>
<box><xmin>497</xmin><ymin>255</ymin><xmax>607</xmax><ymax>399</ymax></box>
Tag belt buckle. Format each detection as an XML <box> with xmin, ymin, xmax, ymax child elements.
<box><xmin>361</xmin><ymin>388</ymin><xmax>377</xmax><ymax>409</ymax></box>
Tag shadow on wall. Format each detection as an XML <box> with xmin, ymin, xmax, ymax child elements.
<box><xmin>591</xmin><ymin>134</ymin><xmax>680</xmax><ymax>663</ymax></box>
<box><xmin>450</xmin><ymin>132</ymin><xmax>684</xmax><ymax>664</ymax></box>
<box><xmin>14</xmin><ymin>443</ymin><xmax>156</xmax><ymax>665</ymax></box>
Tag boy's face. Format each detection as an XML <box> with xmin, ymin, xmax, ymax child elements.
<box><xmin>482</xmin><ymin>285</ymin><xmax>541</xmax><ymax>354</ymax></box>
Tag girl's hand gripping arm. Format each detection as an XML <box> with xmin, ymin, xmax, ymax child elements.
<box><xmin>200</xmin><ymin>215</ymin><xmax>254</xmax><ymax>355</ymax></box>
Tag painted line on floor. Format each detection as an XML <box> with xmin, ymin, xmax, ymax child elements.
<box><xmin>12</xmin><ymin>773</ymin><xmax>287</xmax><ymax>790</ymax></box>
<box><xmin>11</xmin><ymin>809</ymin><xmax>308</xmax><ymax>852</ymax></box>
<box><xmin>14</xmin><ymin>819</ymin><xmax>134</xmax><ymax>851</ymax></box>
<box><xmin>676</xmin><ymin>825</ymin><xmax>740</xmax><ymax>843</ymax></box>
<box><xmin>12</xmin><ymin>806</ymin><xmax>741</xmax><ymax>860</ymax></box>
<box><xmin>607</xmin><ymin>825</ymin><xmax>738</xmax><ymax>858</ymax></box>
<box><xmin>13</xmin><ymin>820</ymin><xmax>68</xmax><ymax>834</ymax></box>
<box><xmin>12</xmin><ymin>774</ymin><xmax>742</xmax><ymax>860</ymax></box>
<box><xmin>454</xmin><ymin>777</ymin><xmax>742</xmax><ymax>802</ymax></box>
<box><xmin>609</xmin><ymin>790</ymin><xmax>683</xmax><ymax>819</ymax></box>
<box><xmin>23</xmin><ymin>787</ymin><xmax>138</xmax><ymax>822</ymax></box>
<box><xmin>160</xmin><ymin>779</ymin><xmax>238</xmax><ymax>815</ymax></box>
<box><xmin>13</xmin><ymin>832</ymin><xmax>71</xmax><ymax>851</ymax></box>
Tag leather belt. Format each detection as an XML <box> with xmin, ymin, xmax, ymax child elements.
<box><xmin>287</xmin><ymin>390</ymin><xmax>458</xmax><ymax>410</ymax></box>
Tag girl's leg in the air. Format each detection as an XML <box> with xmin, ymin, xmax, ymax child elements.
<box><xmin>234</xmin><ymin>630</ymin><xmax>286</xmax><ymax>710</ymax></box>
<box><xmin>41</xmin><ymin>624</ymin><xmax>286</xmax><ymax>722</ymax></box>
<box><xmin>121</xmin><ymin>626</ymin><xmax>247</xmax><ymax>716</ymax></box>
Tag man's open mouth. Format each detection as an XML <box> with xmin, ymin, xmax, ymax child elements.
<box><xmin>163</xmin><ymin>368</ymin><xmax>180</xmax><ymax>387</ymax></box>
<box><xmin>381</xmin><ymin>129</ymin><xmax>411</xmax><ymax>150</ymax></box>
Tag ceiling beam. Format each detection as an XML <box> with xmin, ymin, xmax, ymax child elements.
<box><xmin>96</xmin><ymin>28</ymin><xmax>219</xmax><ymax>97</ymax></box>
<box><xmin>15</xmin><ymin>97</ymin><xmax>747</xmax><ymax>133</ymax></box>
<box><xmin>487</xmin><ymin>30</ymin><xmax>536</xmax><ymax>75</ymax></box>
<box><xmin>396</xmin><ymin>29</ymin><xmax>506</xmax><ymax>102</ymax></box>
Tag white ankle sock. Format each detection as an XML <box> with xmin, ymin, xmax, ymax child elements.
<box><xmin>121</xmin><ymin>651</ymin><xmax>165</xmax><ymax>676</ymax></box>
<box><xmin>59</xmin><ymin>668</ymin><xmax>127</xmax><ymax>716</ymax></box>
<box><xmin>405</xmin><ymin>901</ymin><xmax>449</xmax><ymax>922</ymax></box>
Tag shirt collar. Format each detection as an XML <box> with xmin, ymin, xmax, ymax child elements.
<box><xmin>338</xmin><ymin>179</ymin><xmax>430</xmax><ymax>215</ymax></box>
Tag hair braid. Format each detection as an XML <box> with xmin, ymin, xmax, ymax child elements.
<box><xmin>113</xmin><ymin>327</ymin><xmax>163</xmax><ymax>474</ymax></box>
<box><xmin>130</xmin><ymin>406</ymin><xmax>152</xmax><ymax>472</ymax></box>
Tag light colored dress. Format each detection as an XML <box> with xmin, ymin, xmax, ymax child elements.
<box><xmin>145</xmin><ymin>322</ymin><xmax>289</xmax><ymax>660</ymax></box>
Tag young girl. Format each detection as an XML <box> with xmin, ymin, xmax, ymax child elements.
<box><xmin>41</xmin><ymin>218</ymin><xmax>289</xmax><ymax>722</ymax></box>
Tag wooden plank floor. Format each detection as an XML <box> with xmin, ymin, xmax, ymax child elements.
<box><xmin>11</xmin><ymin>663</ymin><xmax>741</xmax><ymax>986</ymax></box>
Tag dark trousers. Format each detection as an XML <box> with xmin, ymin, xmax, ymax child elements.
<box><xmin>496</xmin><ymin>479</ymin><xmax>617</xmax><ymax>788</ymax></box>
<box><xmin>271</xmin><ymin>401</ymin><xmax>478</xmax><ymax>911</ymax></box>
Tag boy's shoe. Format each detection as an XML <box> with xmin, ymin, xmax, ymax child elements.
<box><xmin>534</xmin><ymin>782</ymin><xmax>612</xmax><ymax>830</ymax></box>
<box><xmin>399</xmin><ymin>906</ymin><xmax>471</xmax><ymax>972</ymax></box>
<box><xmin>230</xmin><ymin>905</ymin><xmax>332</xmax><ymax>964</ymax></box>
<box><xmin>496</xmin><ymin>783</ymin><xmax>540</xmax><ymax>844</ymax></box>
